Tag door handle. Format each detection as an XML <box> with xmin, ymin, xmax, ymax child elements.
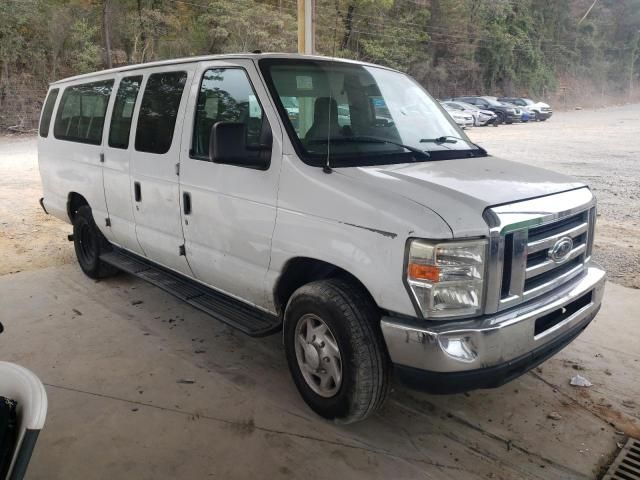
<box><xmin>134</xmin><ymin>182</ymin><xmax>141</xmax><ymax>202</ymax></box>
<box><xmin>183</xmin><ymin>192</ymin><xmax>191</xmax><ymax>215</ymax></box>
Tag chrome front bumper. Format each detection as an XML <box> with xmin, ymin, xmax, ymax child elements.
<box><xmin>381</xmin><ymin>263</ymin><xmax>605</xmax><ymax>385</ymax></box>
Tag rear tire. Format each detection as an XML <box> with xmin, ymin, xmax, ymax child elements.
<box><xmin>284</xmin><ymin>278</ymin><xmax>390</xmax><ymax>424</ymax></box>
<box><xmin>73</xmin><ymin>206</ymin><xmax>119</xmax><ymax>279</ymax></box>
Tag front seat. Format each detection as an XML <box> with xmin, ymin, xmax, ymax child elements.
<box><xmin>305</xmin><ymin>97</ymin><xmax>343</xmax><ymax>142</ymax></box>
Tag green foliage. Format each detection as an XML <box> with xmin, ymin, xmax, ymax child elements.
<box><xmin>2</xmin><ymin>0</ymin><xmax>640</xmax><ymax>130</ymax></box>
<box><xmin>200</xmin><ymin>0</ymin><xmax>297</xmax><ymax>53</ymax></box>
<box><xmin>68</xmin><ymin>19</ymin><xmax>102</xmax><ymax>73</ymax></box>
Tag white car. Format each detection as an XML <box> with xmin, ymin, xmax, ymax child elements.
<box><xmin>499</xmin><ymin>97</ymin><xmax>553</xmax><ymax>121</ymax></box>
<box><xmin>442</xmin><ymin>104</ymin><xmax>474</xmax><ymax>128</ymax></box>
<box><xmin>37</xmin><ymin>53</ymin><xmax>604</xmax><ymax>423</ymax></box>
<box><xmin>444</xmin><ymin>101</ymin><xmax>496</xmax><ymax>126</ymax></box>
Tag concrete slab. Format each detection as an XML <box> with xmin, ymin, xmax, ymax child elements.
<box><xmin>1</xmin><ymin>264</ymin><xmax>638</xmax><ymax>479</ymax></box>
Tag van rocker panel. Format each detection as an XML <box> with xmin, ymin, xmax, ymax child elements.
<box><xmin>100</xmin><ymin>248</ymin><xmax>281</xmax><ymax>337</ymax></box>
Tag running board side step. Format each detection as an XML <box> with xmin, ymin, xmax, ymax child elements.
<box><xmin>100</xmin><ymin>248</ymin><xmax>281</xmax><ymax>337</ymax></box>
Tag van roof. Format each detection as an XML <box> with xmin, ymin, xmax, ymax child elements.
<box><xmin>49</xmin><ymin>53</ymin><xmax>397</xmax><ymax>86</ymax></box>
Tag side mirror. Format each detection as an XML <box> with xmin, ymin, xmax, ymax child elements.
<box><xmin>209</xmin><ymin>121</ymin><xmax>272</xmax><ymax>169</ymax></box>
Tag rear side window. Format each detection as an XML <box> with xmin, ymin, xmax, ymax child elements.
<box><xmin>39</xmin><ymin>88</ymin><xmax>59</xmax><ymax>137</ymax></box>
<box><xmin>108</xmin><ymin>76</ymin><xmax>143</xmax><ymax>149</ymax></box>
<box><xmin>53</xmin><ymin>80</ymin><xmax>114</xmax><ymax>144</ymax></box>
<box><xmin>135</xmin><ymin>71</ymin><xmax>187</xmax><ymax>154</ymax></box>
<box><xmin>191</xmin><ymin>68</ymin><xmax>264</xmax><ymax>159</ymax></box>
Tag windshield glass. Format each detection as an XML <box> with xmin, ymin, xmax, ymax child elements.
<box><xmin>260</xmin><ymin>59</ymin><xmax>484</xmax><ymax>167</ymax></box>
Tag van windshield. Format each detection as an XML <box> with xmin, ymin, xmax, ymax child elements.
<box><xmin>259</xmin><ymin>59</ymin><xmax>485</xmax><ymax>167</ymax></box>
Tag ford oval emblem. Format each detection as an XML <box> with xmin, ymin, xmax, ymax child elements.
<box><xmin>548</xmin><ymin>237</ymin><xmax>574</xmax><ymax>263</ymax></box>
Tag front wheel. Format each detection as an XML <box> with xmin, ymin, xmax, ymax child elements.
<box><xmin>73</xmin><ymin>206</ymin><xmax>119</xmax><ymax>279</ymax></box>
<box><xmin>284</xmin><ymin>279</ymin><xmax>390</xmax><ymax>423</ymax></box>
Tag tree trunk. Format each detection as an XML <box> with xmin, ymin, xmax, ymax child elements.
<box><xmin>138</xmin><ymin>0</ymin><xmax>146</xmax><ymax>62</ymax></box>
<box><xmin>102</xmin><ymin>0</ymin><xmax>113</xmax><ymax>68</ymax></box>
<box><xmin>341</xmin><ymin>4</ymin><xmax>354</xmax><ymax>50</ymax></box>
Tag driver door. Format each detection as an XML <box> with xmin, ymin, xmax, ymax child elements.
<box><xmin>178</xmin><ymin>60</ymin><xmax>283</xmax><ymax>311</ymax></box>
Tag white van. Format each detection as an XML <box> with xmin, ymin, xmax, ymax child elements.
<box><xmin>38</xmin><ymin>53</ymin><xmax>606</xmax><ymax>423</ymax></box>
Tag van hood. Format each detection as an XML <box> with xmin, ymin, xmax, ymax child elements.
<box><xmin>336</xmin><ymin>156</ymin><xmax>586</xmax><ymax>238</ymax></box>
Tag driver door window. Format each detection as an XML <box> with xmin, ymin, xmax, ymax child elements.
<box><xmin>191</xmin><ymin>68</ymin><xmax>264</xmax><ymax>160</ymax></box>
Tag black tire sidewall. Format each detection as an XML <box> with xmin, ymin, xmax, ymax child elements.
<box><xmin>284</xmin><ymin>291</ymin><xmax>362</xmax><ymax>420</ymax></box>
<box><xmin>73</xmin><ymin>207</ymin><xmax>104</xmax><ymax>278</ymax></box>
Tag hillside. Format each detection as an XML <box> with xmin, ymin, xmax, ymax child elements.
<box><xmin>1</xmin><ymin>0</ymin><xmax>639</xmax><ymax>130</ymax></box>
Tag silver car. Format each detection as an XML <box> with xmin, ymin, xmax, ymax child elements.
<box><xmin>444</xmin><ymin>101</ymin><xmax>497</xmax><ymax>126</ymax></box>
<box><xmin>442</xmin><ymin>103</ymin><xmax>474</xmax><ymax>129</ymax></box>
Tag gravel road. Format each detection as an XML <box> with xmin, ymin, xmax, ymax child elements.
<box><xmin>1</xmin><ymin>103</ymin><xmax>638</xmax><ymax>287</ymax></box>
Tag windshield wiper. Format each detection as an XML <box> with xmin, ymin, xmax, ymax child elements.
<box><xmin>420</xmin><ymin>136</ymin><xmax>487</xmax><ymax>156</ymax></box>
<box><xmin>309</xmin><ymin>136</ymin><xmax>430</xmax><ymax>159</ymax></box>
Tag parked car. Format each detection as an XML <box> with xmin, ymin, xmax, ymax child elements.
<box><xmin>38</xmin><ymin>53</ymin><xmax>605</xmax><ymax>423</ymax></box>
<box><xmin>443</xmin><ymin>101</ymin><xmax>497</xmax><ymax>126</ymax></box>
<box><xmin>281</xmin><ymin>96</ymin><xmax>299</xmax><ymax>130</ymax></box>
<box><xmin>499</xmin><ymin>97</ymin><xmax>552</xmax><ymax>121</ymax></box>
<box><xmin>450</xmin><ymin>96</ymin><xmax>522</xmax><ymax>124</ymax></box>
<box><xmin>441</xmin><ymin>103</ymin><xmax>474</xmax><ymax>128</ymax></box>
<box><xmin>520</xmin><ymin>109</ymin><xmax>532</xmax><ymax>122</ymax></box>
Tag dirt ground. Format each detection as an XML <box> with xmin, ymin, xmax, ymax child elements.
<box><xmin>0</xmin><ymin>105</ymin><xmax>639</xmax><ymax>480</ymax></box>
<box><xmin>0</xmin><ymin>136</ymin><xmax>73</xmax><ymax>275</ymax></box>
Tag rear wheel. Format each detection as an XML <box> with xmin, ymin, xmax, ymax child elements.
<box><xmin>284</xmin><ymin>278</ymin><xmax>390</xmax><ymax>423</ymax></box>
<box><xmin>73</xmin><ymin>206</ymin><xmax>119</xmax><ymax>279</ymax></box>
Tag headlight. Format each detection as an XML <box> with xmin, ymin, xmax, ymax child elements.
<box><xmin>406</xmin><ymin>239</ymin><xmax>487</xmax><ymax>319</ymax></box>
<box><xmin>506</xmin><ymin>108</ymin><xmax>515</xmax><ymax>113</ymax></box>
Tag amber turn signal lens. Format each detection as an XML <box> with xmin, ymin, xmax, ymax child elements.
<box><xmin>408</xmin><ymin>263</ymin><xmax>440</xmax><ymax>282</ymax></box>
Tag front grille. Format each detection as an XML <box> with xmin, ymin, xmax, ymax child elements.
<box><xmin>499</xmin><ymin>209</ymin><xmax>593</xmax><ymax>307</ymax></box>
<box><xmin>484</xmin><ymin>188</ymin><xmax>596</xmax><ymax>313</ymax></box>
<box><xmin>522</xmin><ymin>210</ymin><xmax>589</xmax><ymax>294</ymax></box>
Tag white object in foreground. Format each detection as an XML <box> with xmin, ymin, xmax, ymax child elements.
<box><xmin>0</xmin><ymin>362</ymin><xmax>47</xmax><ymax>480</ymax></box>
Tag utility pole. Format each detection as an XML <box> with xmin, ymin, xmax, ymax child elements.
<box><xmin>630</xmin><ymin>30</ymin><xmax>640</xmax><ymax>101</ymax></box>
<box><xmin>297</xmin><ymin>0</ymin><xmax>315</xmax><ymax>54</ymax></box>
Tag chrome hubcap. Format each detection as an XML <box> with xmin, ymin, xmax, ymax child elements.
<box><xmin>294</xmin><ymin>313</ymin><xmax>342</xmax><ymax>398</ymax></box>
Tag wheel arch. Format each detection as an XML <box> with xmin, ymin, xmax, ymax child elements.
<box><xmin>274</xmin><ymin>257</ymin><xmax>378</xmax><ymax>317</ymax></box>
<box><xmin>67</xmin><ymin>192</ymin><xmax>89</xmax><ymax>222</ymax></box>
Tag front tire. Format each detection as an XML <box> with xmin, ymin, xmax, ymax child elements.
<box><xmin>73</xmin><ymin>206</ymin><xmax>119</xmax><ymax>279</ymax></box>
<box><xmin>284</xmin><ymin>279</ymin><xmax>390</xmax><ymax>423</ymax></box>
